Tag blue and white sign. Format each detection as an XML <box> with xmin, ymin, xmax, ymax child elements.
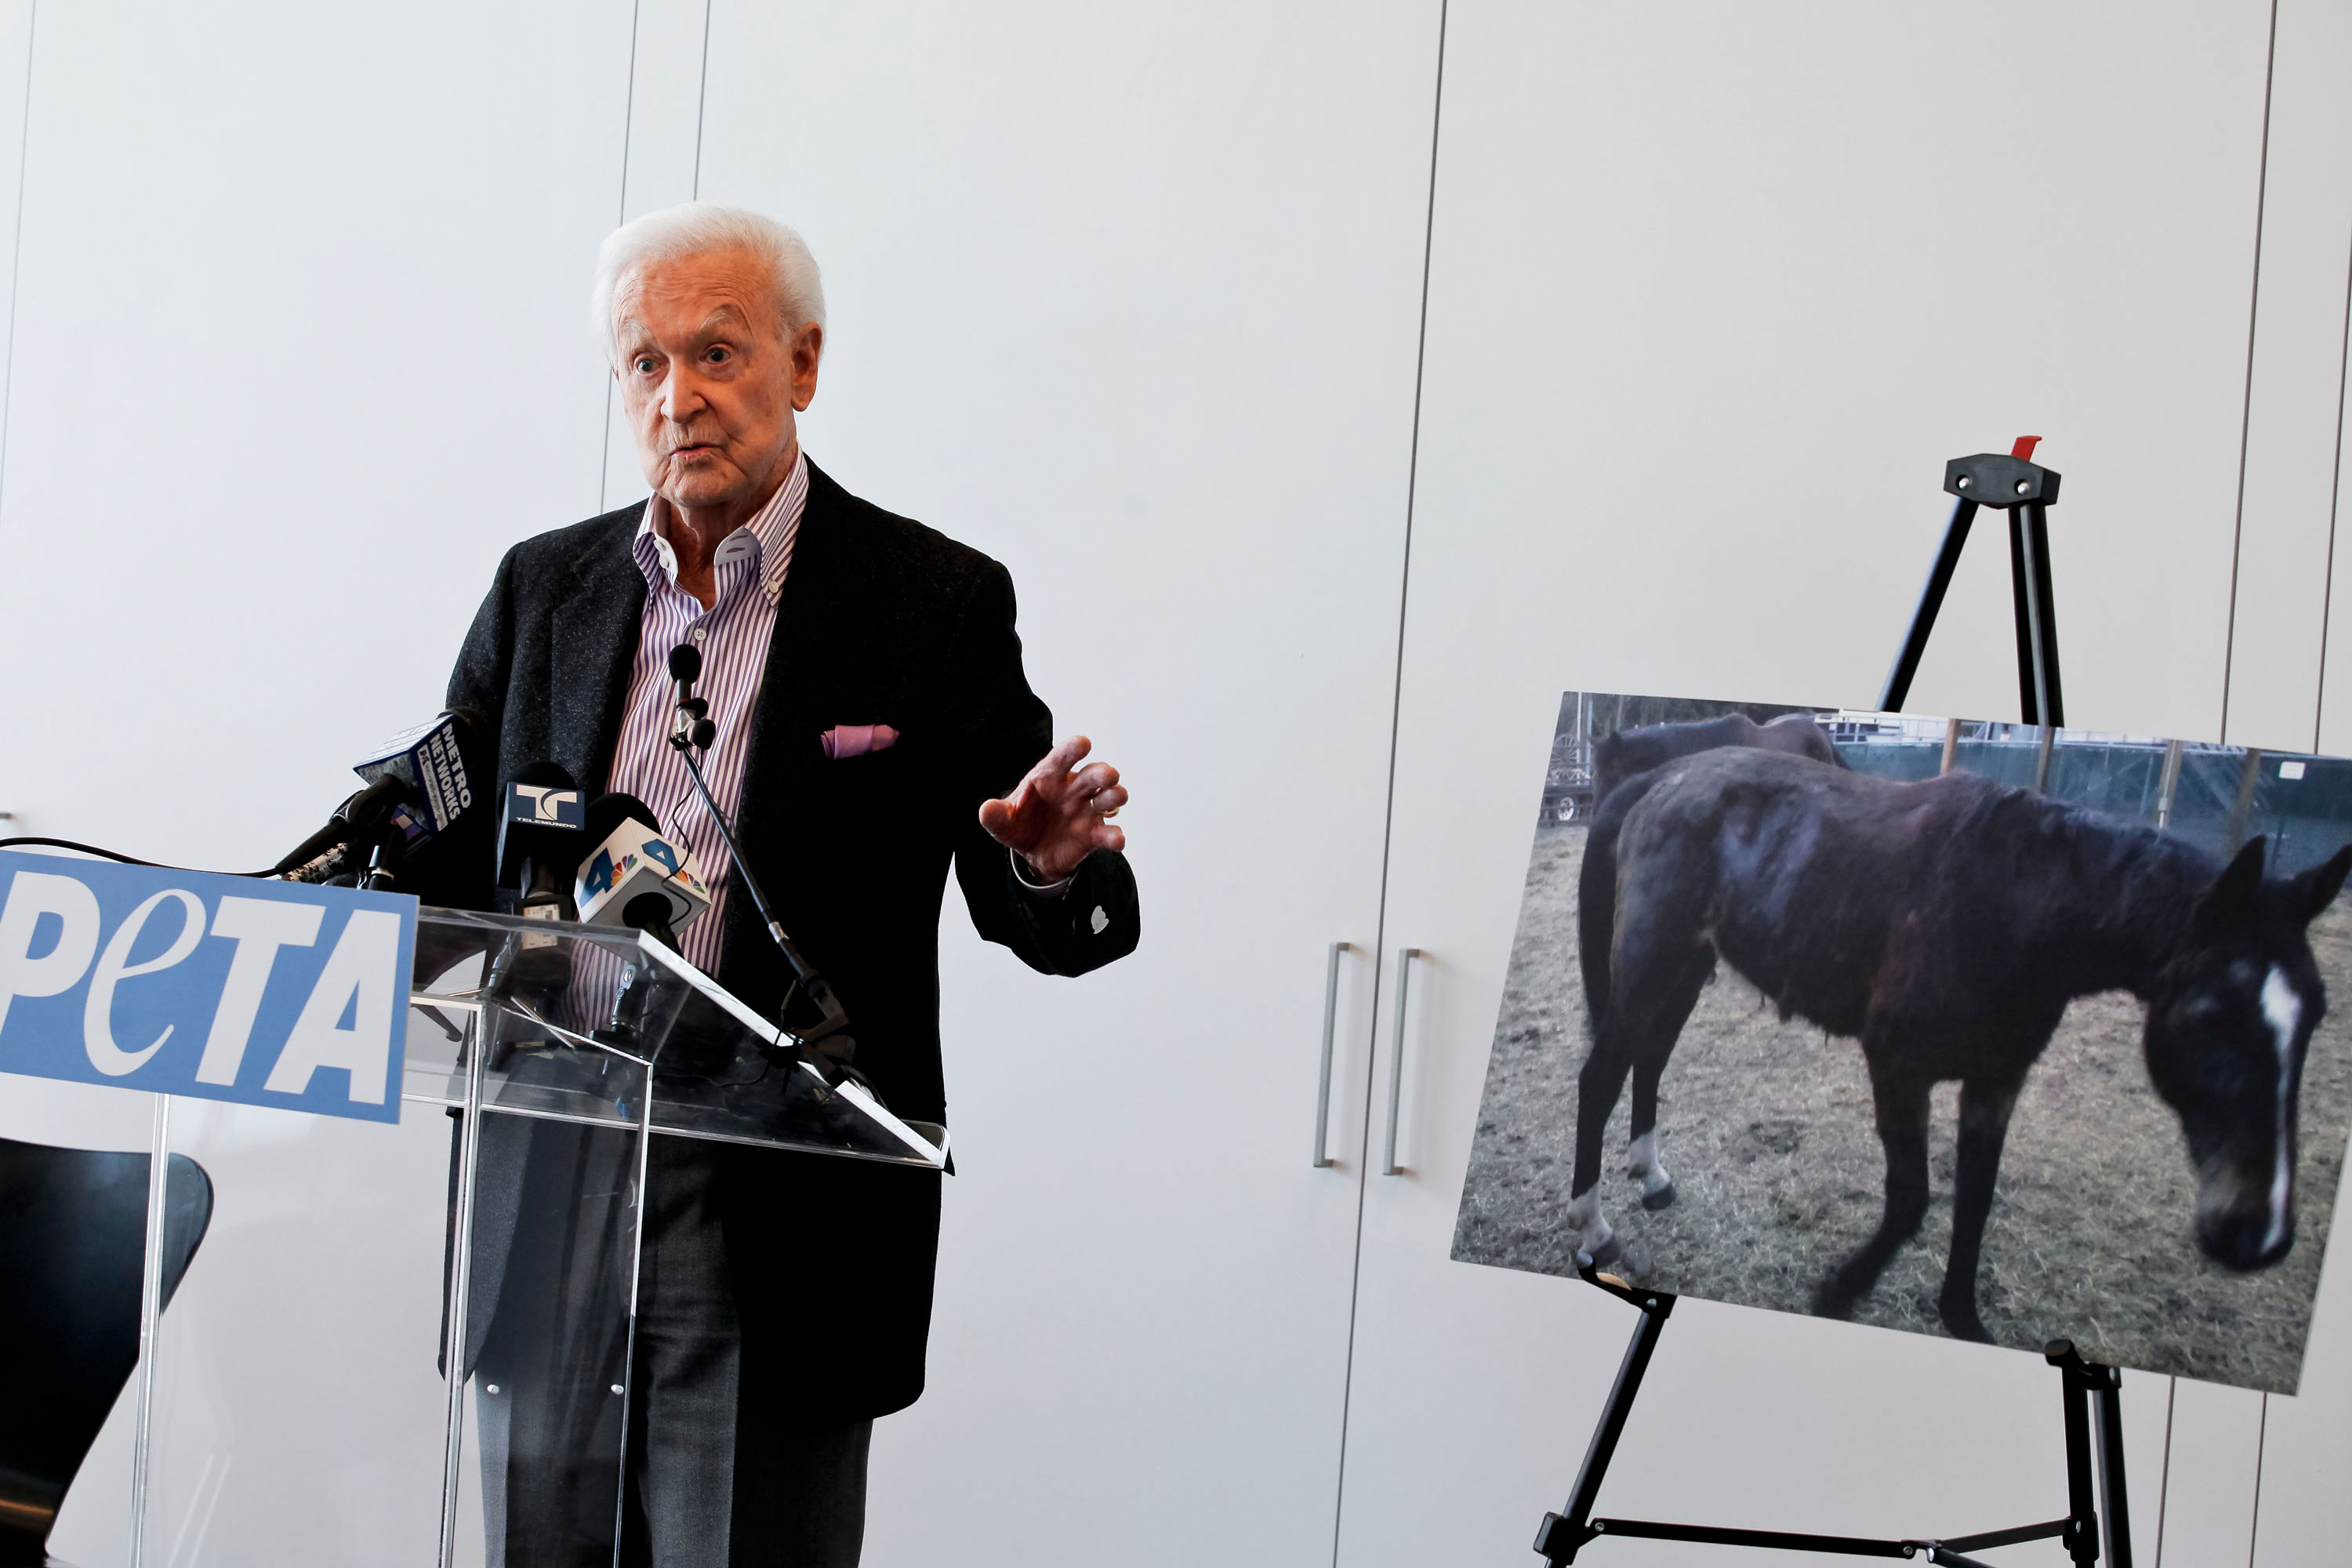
<box><xmin>0</xmin><ymin>849</ymin><xmax>416</xmax><ymax>1123</ymax></box>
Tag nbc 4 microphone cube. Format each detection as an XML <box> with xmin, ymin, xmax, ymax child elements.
<box><xmin>575</xmin><ymin>816</ymin><xmax>713</xmax><ymax>933</ymax></box>
<box><xmin>353</xmin><ymin>713</ymin><xmax>475</xmax><ymax>845</ymax></box>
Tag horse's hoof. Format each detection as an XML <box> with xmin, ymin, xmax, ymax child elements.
<box><xmin>1939</xmin><ymin>1298</ymin><xmax>1994</xmax><ymax>1344</ymax></box>
<box><xmin>1641</xmin><ymin>1181</ymin><xmax>1677</xmax><ymax>1212</ymax></box>
<box><xmin>1584</xmin><ymin>1233</ymin><xmax>1624</xmax><ymax>1268</ymax></box>
<box><xmin>1811</xmin><ymin>1279</ymin><xmax>1860</xmax><ymax>1320</ymax></box>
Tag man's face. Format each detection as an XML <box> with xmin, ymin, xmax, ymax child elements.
<box><xmin>612</xmin><ymin>248</ymin><xmax>822</xmax><ymax>520</ymax></box>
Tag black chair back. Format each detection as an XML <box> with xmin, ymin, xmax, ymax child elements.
<box><xmin>0</xmin><ymin>1136</ymin><xmax>212</xmax><ymax>1564</ymax></box>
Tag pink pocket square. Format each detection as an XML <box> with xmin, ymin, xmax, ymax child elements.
<box><xmin>822</xmin><ymin>724</ymin><xmax>899</xmax><ymax>760</ymax></box>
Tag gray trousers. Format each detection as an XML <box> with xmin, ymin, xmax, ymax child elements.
<box><xmin>477</xmin><ymin>1134</ymin><xmax>871</xmax><ymax>1566</ymax></box>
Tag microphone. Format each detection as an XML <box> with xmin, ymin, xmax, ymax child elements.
<box><xmin>272</xmin><ymin>776</ymin><xmax>408</xmax><ymax>879</ymax></box>
<box><xmin>622</xmin><ymin>891</ymin><xmax>684</xmax><ymax>953</ymax></box>
<box><xmin>481</xmin><ymin>764</ymin><xmax>587</xmax><ymax>1001</ymax></box>
<box><xmin>273</xmin><ymin>710</ymin><xmax>481</xmax><ymax>881</ymax></box>
<box><xmin>495</xmin><ymin>763</ymin><xmax>587</xmax><ymax>918</ymax></box>
<box><xmin>669</xmin><ymin>643</ymin><xmax>715</xmax><ymax>750</ymax></box>
<box><xmin>354</xmin><ymin>710</ymin><xmax>478</xmax><ymax>843</ymax></box>
<box><xmin>659</xmin><ymin>642</ymin><xmax>855</xmax><ymax>1078</ymax></box>
<box><xmin>574</xmin><ymin>792</ymin><xmax>712</xmax><ymax>951</ymax></box>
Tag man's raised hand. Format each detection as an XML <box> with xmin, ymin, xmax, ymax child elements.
<box><xmin>978</xmin><ymin>735</ymin><xmax>1128</xmax><ymax>884</ymax></box>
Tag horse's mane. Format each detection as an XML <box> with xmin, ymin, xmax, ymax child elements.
<box><xmin>1951</xmin><ymin>771</ymin><xmax>2221</xmax><ymax>973</ymax></box>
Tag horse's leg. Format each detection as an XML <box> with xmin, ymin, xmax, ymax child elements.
<box><xmin>1625</xmin><ymin>948</ymin><xmax>1712</xmax><ymax>1211</ymax></box>
<box><xmin>1937</xmin><ymin>1074</ymin><xmax>2024</xmax><ymax>1343</ymax></box>
<box><xmin>1813</xmin><ymin>1065</ymin><xmax>1932</xmax><ymax>1320</ymax></box>
<box><xmin>1573</xmin><ymin>819</ymin><xmax>1712</xmax><ymax>1264</ymax></box>
<box><xmin>1573</xmin><ymin>945</ymin><xmax>1714</xmax><ymax>1265</ymax></box>
<box><xmin>1569</xmin><ymin>1031</ymin><xmax>1639</xmax><ymax>1265</ymax></box>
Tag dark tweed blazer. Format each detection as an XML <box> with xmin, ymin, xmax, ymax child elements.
<box><xmin>425</xmin><ymin>459</ymin><xmax>1139</xmax><ymax>1422</ymax></box>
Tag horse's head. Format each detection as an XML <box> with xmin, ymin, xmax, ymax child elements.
<box><xmin>2146</xmin><ymin>837</ymin><xmax>2352</xmax><ymax>1271</ymax></box>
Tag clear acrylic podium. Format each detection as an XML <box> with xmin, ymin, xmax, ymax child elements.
<box><xmin>96</xmin><ymin>909</ymin><xmax>943</xmax><ymax>1568</ymax></box>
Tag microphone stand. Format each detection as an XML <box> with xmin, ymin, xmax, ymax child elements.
<box><xmin>665</xmin><ymin>695</ymin><xmax>859</xmax><ymax>1078</ymax></box>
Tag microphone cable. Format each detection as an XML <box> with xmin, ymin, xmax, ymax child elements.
<box><xmin>0</xmin><ymin>835</ymin><xmax>281</xmax><ymax>877</ymax></box>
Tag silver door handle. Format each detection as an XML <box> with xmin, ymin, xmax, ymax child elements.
<box><xmin>1385</xmin><ymin>948</ymin><xmax>1423</xmax><ymax>1175</ymax></box>
<box><xmin>1313</xmin><ymin>942</ymin><xmax>1355</xmax><ymax>1167</ymax></box>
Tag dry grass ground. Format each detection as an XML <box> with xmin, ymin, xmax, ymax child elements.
<box><xmin>1452</xmin><ymin>822</ymin><xmax>2352</xmax><ymax>1393</ymax></box>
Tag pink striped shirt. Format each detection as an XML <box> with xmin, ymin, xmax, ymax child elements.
<box><xmin>604</xmin><ymin>452</ymin><xmax>808</xmax><ymax>975</ymax></box>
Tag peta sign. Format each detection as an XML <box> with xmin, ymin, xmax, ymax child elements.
<box><xmin>0</xmin><ymin>849</ymin><xmax>416</xmax><ymax>1123</ymax></box>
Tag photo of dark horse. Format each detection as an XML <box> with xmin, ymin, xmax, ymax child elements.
<box><xmin>1570</xmin><ymin>748</ymin><xmax>2350</xmax><ymax>1341</ymax></box>
<box><xmin>1455</xmin><ymin>691</ymin><xmax>2352</xmax><ymax>1390</ymax></box>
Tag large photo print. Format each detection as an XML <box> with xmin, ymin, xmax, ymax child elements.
<box><xmin>1454</xmin><ymin>693</ymin><xmax>2352</xmax><ymax>1392</ymax></box>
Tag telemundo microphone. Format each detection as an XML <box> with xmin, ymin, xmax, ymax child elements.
<box><xmin>272</xmin><ymin>709</ymin><xmax>481</xmax><ymax>886</ymax></box>
<box><xmin>481</xmin><ymin>761</ymin><xmax>588</xmax><ymax>997</ymax></box>
<box><xmin>496</xmin><ymin>763</ymin><xmax>588</xmax><ymax>918</ymax></box>
<box><xmin>574</xmin><ymin>792</ymin><xmax>713</xmax><ymax>954</ymax></box>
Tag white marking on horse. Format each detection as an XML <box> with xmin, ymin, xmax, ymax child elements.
<box><xmin>1566</xmin><ymin>1185</ymin><xmax>1613</xmax><ymax>1254</ymax></box>
<box><xmin>2260</xmin><ymin>964</ymin><xmax>2301</xmax><ymax>1254</ymax></box>
<box><xmin>1628</xmin><ymin>1130</ymin><xmax>1673</xmax><ymax>1197</ymax></box>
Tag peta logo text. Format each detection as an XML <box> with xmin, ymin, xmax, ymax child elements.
<box><xmin>0</xmin><ymin>851</ymin><xmax>416</xmax><ymax>1123</ymax></box>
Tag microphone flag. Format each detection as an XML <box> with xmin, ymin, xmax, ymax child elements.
<box><xmin>575</xmin><ymin>815</ymin><xmax>712</xmax><ymax>933</ymax></box>
<box><xmin>495</xmin><ymin>770</ymin><xmax>587</xmax><ymax>893</ymax></box>
<box><xmin>353</xmin><ymin>713</ymin><xmax>475</xmax><ymax>844</ymax></box>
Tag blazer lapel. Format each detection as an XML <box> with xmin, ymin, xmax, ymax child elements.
<box><xmin>722</xmin><ymin>466</ymin><xmax>859</xmax><ymax>973</ymax></box>
<box><xmin>549</xmin><ymin>503</ymin><xmax>650</xmax><ymax>789</ymax></box>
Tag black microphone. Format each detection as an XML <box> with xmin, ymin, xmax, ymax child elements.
<box><xmin>273</xmin><ymin>710</ymin><xmax>482</xmax><ymax>882</ymax></box>
<box><xmin>581</xmin><ymin>789</ymin><xmax>660</xmax><ymax>844</ymax></box>
<box><xmin>669</xmin><ymin>643</ymin><xmax>700</xmax><ymax>742</ymax></box>
<box><xmin>621</xmin><ymin>891</ymin><xmax>683</xmax><ymax>953</ymax></box>
<box><xmin>273</xmin><ymin>775</ymin><xmax>410</xmax><ymax>878</ymax></box>
<box><xmin>667</xmin><ymin>642</ymin><xmax>717</xmax><ymax>750</ymax></box>
<box><xmin>657</xmin><ymin>646</ymin><xmax>854</xmax><ymax>1078</ymax></box>
<box><xmin>495</xmin><ymin>762</ymin><xmax>587</xmax><ymax>918</ymax></box>
<box><xmin>480</xmin><ymin>763</ymin><xmax>589</xmax><ymax>1004</ymax></box>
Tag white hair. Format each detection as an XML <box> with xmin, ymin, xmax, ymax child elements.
<box><xmin>592</xmin><ymin>202</ymin><xmax>826</xmax><ymax>362</ymax></box>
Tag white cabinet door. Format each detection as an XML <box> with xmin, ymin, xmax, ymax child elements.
<box><xmin>686</xmin><ymin>4</ymin><xmax>1442</xmax><ymax>1562</ymax></box>
<box><xmin>1338</xmin><ymin>5</ymin><xmax>2297</xmax><ymax>1564</ymax></box>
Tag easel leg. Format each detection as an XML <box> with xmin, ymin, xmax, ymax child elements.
<box><xmin>1880</xmin><ymin>498</ymin><xmax>1980</xmax><ymax>712</ymax></box>
<box><xmin>2046</xmin><ymin>1340</ymin><xmax>2132</xmax><ymax>1568</ymax></box>
<box><xmin>2058</xmin><ymin>1361</ymin><xmax>2099</xmax><ymax>1566</ymax></box>
<box><xmin>1534</xmin><ymin>1316</ymin><xmax>2122</xmax><ymax>1566</ymax></box>
<box><xmin>2021</xmin><ymin>502</ymin><xmax>2063</xmax><ymax>727</ymax></box>
<box><xmin>1536</xmin><ymin>1290</ymin><xmax>1676</xmax><ymax>1566</ymax></box>
<box><xmin>2092</xmin><ymin>1371</ymin><xmax>2133</xmax><ymax>1568</ymax></box>
<box><xmin>2008</xmin><ymin>510</ymin><xmax>2039</xmax><ymax>724</ymax></box>
<box><xmin>2007</xmin><ymin>502</ymin><xmax>2064</xmax><ymax>727</ymax></box>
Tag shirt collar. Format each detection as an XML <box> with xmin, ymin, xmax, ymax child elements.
<box><xmin>633</xmin><ymin>448</ymin><xmax>808</xmax><ymax>606</ymax></box>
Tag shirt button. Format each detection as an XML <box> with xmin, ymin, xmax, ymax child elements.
<box><xmin>691</xmin><ymin>626</ymin><xmax>706</xmax><ymax>644</ymax></box>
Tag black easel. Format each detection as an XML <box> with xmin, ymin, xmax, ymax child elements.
<box><xmin>1534</xmin><ymin>1266</ymin><xmax>2133</xmax><ymax>1568</ymax></box>
<box><xmin>1536</xmin><ymin>445</ymin><xmax>2136</xmax><ymax>1566</ymax></box>
<box><xmin>1880</xmin><ymin>437</ymin><xmax>2064</xmax><ymax>724</ymax></box>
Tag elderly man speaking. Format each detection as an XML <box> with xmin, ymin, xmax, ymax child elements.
<box><xmin>441</xmin><ymin>204</ymin><xmax>1139</xmax><ymax>1565</ymax></box>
